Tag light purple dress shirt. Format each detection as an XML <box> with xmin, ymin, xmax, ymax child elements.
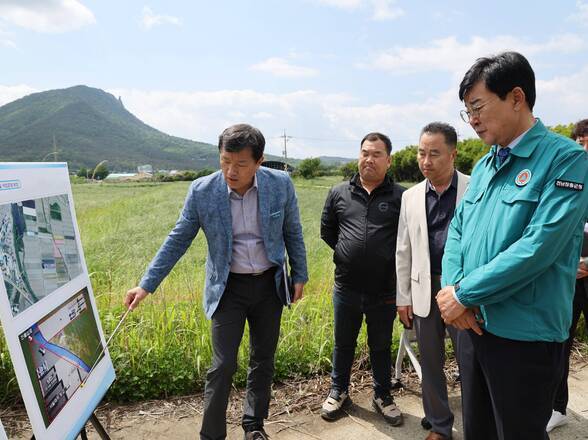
<box><xmin>228</xmin><ymin>176</ymin><xmax>274</xmax><ymax>274</ymax></box>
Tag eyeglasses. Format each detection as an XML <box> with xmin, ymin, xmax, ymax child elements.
<box><xmin>460</xmin><ymin>100</ymin><xmax>491</xmax><ymax>123</ymax></box>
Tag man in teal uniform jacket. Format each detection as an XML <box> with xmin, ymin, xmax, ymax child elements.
<box><xmin>436</xmin><ymin>52</ymin><xmax>588</xmax><ymax>439</ymax></box>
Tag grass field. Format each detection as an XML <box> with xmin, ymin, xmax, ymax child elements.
<box><xmin>1</xmin><ymin>176</ymin><xmax>585</xmax><ymax>404</ymax></box>
<box><xmin>0</xmin><ymin>176</ymin><xmax>407</xmax><ymax>403</ymax></box>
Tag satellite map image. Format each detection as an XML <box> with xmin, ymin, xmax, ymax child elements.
<box><xmin>0</xmin><ymin>194</ymin><xmax>83</xmax><ymax>316</ymax></box>
<box><xmin>19</xmin><ymin>288</ymin><xmax>104</xmax><ymax>427</ymax></box>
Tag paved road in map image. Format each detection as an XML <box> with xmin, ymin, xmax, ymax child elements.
<box><xmin>19</xmin><ymin>290</ymin><xmax>103</xmax><ymax>427</ymax></box>
<box><xmin>0</xmin><ymin>195</ymin><xmax>82</xmax><ymax>315</ymax></box>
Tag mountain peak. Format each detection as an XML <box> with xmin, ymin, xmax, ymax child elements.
<box><xmin>0</xmin><ymin>86</ymin><xmax>219</xmax><ymax>171</ymax></box>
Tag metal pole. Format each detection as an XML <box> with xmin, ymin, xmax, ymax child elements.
<box><xmin>89</xmin><ymin>413</ymin><xmax>111</xmax><ymax>440</ymax></box>
<box><xmin>79</xmin><ymin>427</ymin><xmax>88</xmax><ymax>440</ymax></box>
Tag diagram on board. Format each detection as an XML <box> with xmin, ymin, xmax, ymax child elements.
<box><xmin>19</xmin><ymin>288</ymin><xmax>104</xmax><ymax>427</ymax></box>
<box><xmin>0</xmin><ymin>194</ymin><xmax>82</xmax><ymax>316</ymax></box>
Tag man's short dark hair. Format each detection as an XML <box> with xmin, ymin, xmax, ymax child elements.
<box><xmin>420</xmin><ymin>122</ymin><xmax>458</xmax><ymax>150</ymax></box>
<box><xmin>218</xmin><ymin>123</ymin><xmax>265</xmax><ymax>162</ymax></box>
<box><xmin>572</xmin><ymin>119</ymin><xmax>588</xmax><ymax>140</ymax></box>
<box><xmin>458</xmin><ymin>51</ymin><xmax>536</xmax><ymax>110</ymax></box>
<box><xmin>360</xmin><ymin>132</ymin><xmax>392</xmax><ymax>155</ymax></box>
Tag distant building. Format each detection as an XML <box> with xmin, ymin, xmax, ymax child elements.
<box><xmin>104</xmin><ymin>173</ymin><xmax>136</xmax><ymax>180</ymax></box>
<box><xmin>262</xmin><ymin>161</ymin><xmax>294</xmax><ymax>173</ymax></box>
<box><xmin>137</xmin><ymin>164</ymin><xmax>153</xmax><ymax>174</ymax></box>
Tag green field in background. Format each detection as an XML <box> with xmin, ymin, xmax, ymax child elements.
<box><xmin>1</xmin><ymin>176</ymin><xmax>584</xmax><ymax>404</ymax></box>
<box><xmin>0</xmin><ymin>176</ymin><xmax>406</xmax><ymax>403</ymax></box>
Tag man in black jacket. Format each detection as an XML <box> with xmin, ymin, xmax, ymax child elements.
<box><xmin>320</xmin><ymin>132</ymin><xmax>405</xmax><ymax>426</ymax></box>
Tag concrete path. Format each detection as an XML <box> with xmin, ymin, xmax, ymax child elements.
<box><xmin>75</xmin><ymin>361</ymin><xmax>588</xmax><ymax>440</ymax></box>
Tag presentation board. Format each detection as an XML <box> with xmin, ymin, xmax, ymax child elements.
<box><xmin>0</xmin><ymin>418</ymin><xmax>7</xmax><ymax>440</ymax></box>
<box><xmin>0</xmin><ymin>163</ymin><xmax>115</xmax><ymax>440</ymax></box>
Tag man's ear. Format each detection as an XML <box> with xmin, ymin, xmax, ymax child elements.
<box><xmin>511</xmin><ymin>87</ymin><xmax>526</xmax><ymax>111</ymax></box>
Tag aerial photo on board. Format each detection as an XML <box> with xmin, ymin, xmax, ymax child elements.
<box><xmin>19</xmin><ymin>288</ymin><xmax>104</xmax><ymax>427</ymax></box>
<box><xmin>0</xmin><ymin>194</ymin><xmax>83</xmax><ymax>316</ymax></box>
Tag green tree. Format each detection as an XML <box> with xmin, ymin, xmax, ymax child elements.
<box><xmin>340</xmin><ymin>161</ymin><xmax>358</xmax><ymax>179</ymax></box>
<box><xmin>390</xmin><ymin>145</ymin><xmax>419</xmax><ymax>182</ymax></box>
<box><xmin>455</xmin><ymin>138</ymin><xmax>489</xmax><ymax>175</ymax></box>
<box><xmin>550</xmin><ymin>123</ymin><xmax>574</xmax><ymax>139</ymax></box>
<box><xmin>389</xmin><ymin>139</ymin><xmax>491</xmax><ymax>182</ymax></box>
<box><xmin>195</xmin><ymin>168</ymin><xmax>215</xmax><ymax>179</ymax></box>
<box><xmin>297</xmin><ymin>158</ymin><xmax>322</xmax><ymax>179</ymax></box>
<box><xmin>92</xmin><ymin>163</ymin><xmax>110</xmax><ymax>180</ymax></box>
<box><xmin>76</xmin><ymin>167</ymin><xmax>88</xmax><ymax>178</ymax></box>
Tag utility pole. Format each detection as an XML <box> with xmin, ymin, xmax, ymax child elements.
<box><xmin>281</xmin><ymin>129</ymin><xmax>292</xmax><ymax>172</ymax></box>
<box><xmin>52</xmin><ymin>134</ymin><xmax>58</xmax><ymax>162</ymax></box>
<box><xmin>42</xmin><ymin>136</ymin><xmax>60</xmax><ymax>161</ymax></box>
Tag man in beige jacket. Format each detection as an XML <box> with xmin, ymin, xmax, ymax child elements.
<box><xmin>396</xmin><ymin>122</ymin><xmax>470</xmax><ymax>440</ymax></box>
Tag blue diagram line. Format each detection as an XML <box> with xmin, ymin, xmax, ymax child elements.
<box><xmin>31</xmin><ymin>324</ymin><xmax>91</xmax><ymax>373</ymax></box>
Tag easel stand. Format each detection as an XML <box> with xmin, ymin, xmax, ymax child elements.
<box><xmin>31</xmin><ymin>412</ymin><xmax>111</xmax><ymax>440</ymax></box>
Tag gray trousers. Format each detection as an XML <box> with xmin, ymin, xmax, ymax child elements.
<box><xmin>413</xmin><ymin>276</ymin><xmax>460</xmax><ymax>438</ymax></box>
<box><xmin>200</xmin><ymin>270</ymin><xmax>283</xmax><ymax>440</ymax></box>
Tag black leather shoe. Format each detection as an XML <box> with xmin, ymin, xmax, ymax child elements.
<box><xmin>421</xmin><ymin>417</ymin><xmax>432</xmax><ymax>430</ymax></box>
<box><xmin>244</xmin><ymin>428</ymin><xmax>269</xmax><ymax>440</ymax></box>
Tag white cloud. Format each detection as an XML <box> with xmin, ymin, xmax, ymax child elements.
<box><xmin>109</xmin><ymin>88</ymin><xmax>341</xmax><ymax>144</ymax></box>
<box><xmin>106</xmin><ymin>86</ymin><xmax>465</xmax><ymax>158</ymax></box>
<box><xmin>252</xmin><ymin>112</ymin><xmax>274</xmax><ymax>120</ymax></box>
<box><xmin>0</xmin><ymin>84</ymin><xmax>38</xmax><ymax>107</ymax></box>
<box><xmin>361</xmin><ymin>34</ymin><xmax>586</xmax><ymax>75</ymax></box>
<box><xmin>0</xmin><ymin>39</ymin><xmax>16</xmax><ymax>48</ymax></box>
<box><xmin>370</xmin><ymin>0</ymin><xmax>404</xmax><ymax>20</ymax></box>
<box><xmin>250</xmin><ymin>57</ymin><xmax>318</xmax><ymax>78</ymax></box>
<box><xmin>314</xmin><ymin>0</ymin><xmax>362</xmax><ymax>10</ymax></box>
<box><xmin>535</xmin><ymin>64</ymin><xmax>588</xmax><ymax>125</ymax></box>
<box><xmin>431</xmin><ymin>9</ymin><xmax>464</xmax><ymax>23</ymax></box>
<box><xmin>569</xmin><ymin>1</ymin><xmax>588</xmax><ymax>25</ymax></box>
<box><xmin>0</xmin><ymin>26</ymin><xmax>16</xmax><ymax>48</ymax></box>
<box><xmin>107</xmin><ymin>66</ymin><xmax>588</xmax><ymax>161</ymax></box>
<box><xmin>141</xmin><ymin>6</ymin><xmax>181</xmax><ymax>30</ymax></box>
<box><xmin>0</xmin><ymin>0</ymin><xmax>95</xmax><ymax>33</ymax></box>
<box><xmin>322</xmin><ymin>88</ymin><xmax>463</xmax><ymax>147</ymax></box>
<box><xmin>312</xmin><ymin>0</ymin><xmax>404</xmax><ymax>21</ymax></box>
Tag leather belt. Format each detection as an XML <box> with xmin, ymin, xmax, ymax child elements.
<box><xmin>230</xmin><ymin>267</ymin><xmax>275</xmax><ymax>277</ymax></box>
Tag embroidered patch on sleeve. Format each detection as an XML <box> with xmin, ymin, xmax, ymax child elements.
<box><xmin>555</xmin><ymin>180</ymin><xmax>584</xmax><ymax>191</ymax></box>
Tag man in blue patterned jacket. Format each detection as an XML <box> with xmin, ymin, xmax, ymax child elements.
<box><xmin>124</xmin><ymin>123</ymin><xmax>308</xmax><ymax>440</ymax></box>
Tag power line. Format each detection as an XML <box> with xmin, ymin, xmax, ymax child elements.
<box><xmin>270</xmin><ymin>134</ymin><xmax>418</xmax><ymax>144</ymax></box>
<box><xmin>276</xmin><ymin>130</ymin><xmax>294</xmax><ymax>171</ymax></box>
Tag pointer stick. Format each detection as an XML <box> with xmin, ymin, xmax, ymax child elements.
<box><xmin>80</xmin><ymin>308</ymin><xmax>131</xmax><ymax>387</ymax></box>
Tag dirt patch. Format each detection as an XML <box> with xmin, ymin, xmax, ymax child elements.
<box><xmin>2</xmin><ymin>351</ymin><xmax>587</xmax><ymax>439</ymax></box>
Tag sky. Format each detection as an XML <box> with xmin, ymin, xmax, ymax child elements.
<box><xmin>1</xmin><ymin>0</ymin><xmax>587</xmax><ymax>159</ymax></box>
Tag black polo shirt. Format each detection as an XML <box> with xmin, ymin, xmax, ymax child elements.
<box><xmin>426</xmin><ymin>171</ymin><xmax>458</xmax><ymax>275</ymax></box>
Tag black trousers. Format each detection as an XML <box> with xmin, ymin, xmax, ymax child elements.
<box><xmin>458</xmin><ymin>329</ymin><xmax>565</xmax><ymax>440</ymax></box>
<box><xmin>330</xmin><ymin>288</ymin><xmax>397</xmax><ymax>398</ymax></box>
<box><xmin>199</xmin><ymin>270</ymin><xmax>283</xmax><ymax>440</ymax></box>
<box><xmin>553</xmin><ymin>278</ymin><xmax>588</xmax><ymax>414</ymax></box>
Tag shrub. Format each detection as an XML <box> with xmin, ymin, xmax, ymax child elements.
<box><xmin>297</xmin><ymin>158</ymin><xmax>322</xmax><ymax>179</ymax></box>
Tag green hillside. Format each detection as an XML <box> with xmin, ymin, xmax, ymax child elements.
<box><xmin>0</xmin><ymin>86</ymin><xmax>250</xmax><ymax>171</ymax></box>
<box><xmin>0</xmin><ymin>85</ymin><xmax>355</xmax><ymax>171</ymax></box>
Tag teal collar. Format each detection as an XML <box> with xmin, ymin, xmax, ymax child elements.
<box><xmin>490</xmin><ymin>119</ymin><xmax>547</xmax><ymax>159</ymax></box>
